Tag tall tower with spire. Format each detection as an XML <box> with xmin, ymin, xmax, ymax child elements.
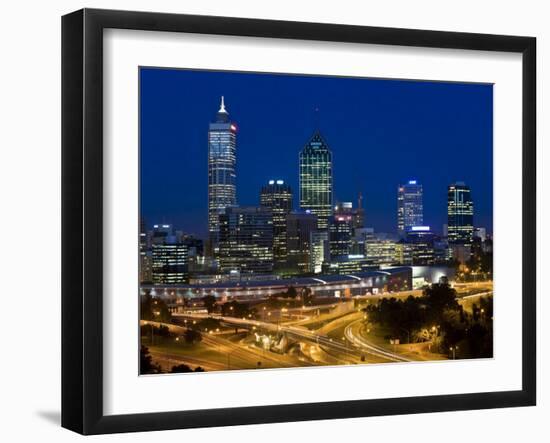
<box><xmin>299</xmin><ymin>130</ymin><xmax>333</xmax><ymax>230</ymax></box>
<box><xmin>208</xmin><ymin>96</ymin><xmax>237</xmax><ymax>254</ymax></box>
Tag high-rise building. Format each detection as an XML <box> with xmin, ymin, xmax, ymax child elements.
<box><xmin>180</xmin><ymin>235</ymin><xmax>204</xmax><ymax>272</ymax></box>
<box><xmin>218</xmin><ymin>207</ymin><xmax>274</xmax><ymax>274</ymax></box>
<box><xmin>328</xmin><ymin>214</ymin><xmax>352</xmax><ymax>259</ymax></box>
<box><xmin>334</xmin><ymin>201</ymin><xmax>364</xmax><ymax>234</ymax></box>
<box><xmin>150</xmin><ymin>223</ymin><xmax>173</xmax><ymax>244</ymax></box>
<box><xmin>310</xmin><ymin>230</ymin><xmax>329</xmax><ymax>274</ymax></box>
<box><xmin>260</xmin><ymin>180</ymin><xmax>292</xmax><ymax>269</ymax></box>
<box><xmin>286</xmin><ymin>211</ymin><xmax>318</xmax><ymax>274</ymax></box>
<box><xmin>151</xmin><ymin>232</ymin><xmax>189</xmax><ymax>284</ymax></box>
<box><xmin>448</xmin><ymin>182</ymin><xmax>474</xmax><ymax>245</ymax></box>
<box><xmin>208</xmin><ymin>96</ymin><xmax>237</xmax><ymax>253</ymax></box>
<box><xmin>365</xmin><ymin>238</ymin><xmax>399</xmax><ymax>266</ymax></box>
<box><xmin>139</xmin><ymin>217</ymin><xmax>152</xmax><ymax>283</ymax></box>
<box><xmin>397</xmin><ymin>180</ymin><xmax>424</xmax><ymax>235</ymax></box>
<box><xmin>405</xmin><ymin>226</ymin><xmax>436</xmax><ymax>265</ymax></box>
<box><xmin>299</xmin><ymin>131</ymin><xmax>333</xmax><ymax>230</ymax></box>
<box><xmin>355</xmin><ymin>193</ymin><xmax>365</xmax><ymax>230</ymax></box>
<box><xmin>364</xmin><ymin>231</ymin><xmax>410</xmax><ymax>266</ymax></box>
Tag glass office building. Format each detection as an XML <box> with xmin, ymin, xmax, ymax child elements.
<box><xmin>328</xmin><ymin>214</ymin><xmax>353</xmax><ymax>259</ymax></box>
<box><xmin>286</xmin><ymin>211</ymin><xmax>318</xmax><ymax>274</ymax></box>
<box><xmin>260</xmin><ymin>180</ymin><xmax>293</xmax><ymax>269</ymax></box>
<box><xmin>299</xmin><ymin>131</ymin><xmax>333</xmax><ymax>230</ymax></box>
<box><xmin>397</xmin><ymin>180</ymin><xmax>424</xmax><ymax>235</ymax></box>
<box><xmin>447</xmin><ymin>182</ymin><xmax>474</xmax><ymax>245</ymax></box>
<box><xmin>151</xmin><ymin>241</ymin><xmax>189</xmax><ymax>284</ymax></box>
<box><xmin>310</xmin><ymin>230</ymin><xmax>329</xmax><ymax>274</ymax></box>
<box><xmin>208</xmin><ymin>96</ymin><xmax>237</xmax><ymax>252</ymax></box>
<box><xmin>218</xmin><ymin>207</ymin><xmax>274</xmax><ymax>274</ymax></box>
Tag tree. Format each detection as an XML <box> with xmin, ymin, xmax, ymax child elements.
<box><xmin>171</xmin><ymin>364</ymin><xmax>206</xmax><ymax>373</ymax></box>
<box><xmin>140</xmin><ymin>290</ymin><xmax>172</xmax><ymax>323</ymax></box>
<box><xmin>202</xmin><ymin>295</ymin><xmax>217</xmax><ymax>314</ymax></box>
<box><xmin>285</xmin><ymin>286</ymin><xmax>298</xmax><ymax>299</ymax></box>
<box><xmin>423</xmin><ymin>283</ymin><xmax>460</xmax><ymax>318</ymax></box>
<box><xmin>183</xmin><ymin>328</ymin><xmax>202</xmax><ymax>344</ymax></box>
<box><xmin>364</xmin><ymin>296</ymin><xmax>425</xmax><ymax>343</ymax></box>
<box><xmin>171</xmin><ymin>363</ymin><xmax>193</xmax><ymax>373</ymax></box>
<box><xmin>140</xmin><ymin>345</ymin><xmax>161</xmax><ymax>374</ymax></box>
<box><xmin>140</xmin><ymin>323</ymin><xmax>171</xmax><ymax>338</ymax></box>
<box><xmin>196</xmin><ymin>317</ymin><xmax>221</xmax><ymax>331</ymax></box>
<box><xmin>221</xmin><ymin>300</ymin><xmax>256</xmax><ymax>318</ymax></box>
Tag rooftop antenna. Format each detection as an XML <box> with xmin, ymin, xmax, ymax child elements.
<box><xmin>219</xmin><ymin>95</ymin><xmax>227</xmax><ymax>113</ymax></box>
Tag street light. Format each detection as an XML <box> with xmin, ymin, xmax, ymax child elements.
<box><xmin>449</xmin><ymin>345</ymin><xmax>459</xmax><ymax>360</ymax></box>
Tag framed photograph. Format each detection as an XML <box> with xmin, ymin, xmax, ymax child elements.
<box><xmin>62</xmin><ymin>8</ymin><xmax>536</xmax><ymax>435</ymax></box>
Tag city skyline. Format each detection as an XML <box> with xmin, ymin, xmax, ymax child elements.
<box><xmin>138</xmin><ymin>67</ymin><xmax>494</xmax><ymax>374</ymax></box>
<box><xmin>140</xmin><ymin>68</ymin><xmax>493</xmax><ymax>238</ymax></box>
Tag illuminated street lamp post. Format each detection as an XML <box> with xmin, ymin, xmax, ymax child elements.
<box><xmin>449</xmin><ymin>345</ymin><xmax>459</xmax><ymax>360</ymax></box>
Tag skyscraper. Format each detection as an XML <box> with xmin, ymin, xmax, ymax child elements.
<box><xmin>405</xmin><ymin>226</ymin><xmax>436</xmax><ymax>265</ymax></box>
<box><xmin>334</xmin><ymin>201</ymin><xmax>363</xmax><ymax>234</ymax></box>
<box><xmin>208</xmin><ymin>96</ymin><xmax>237</xmax><ymax>253</ymax></box>
<box><xmin>310</xmin><ymin>230</ymin><xmax>329</xmax><ymax>274</ymax></box>
<box><xmin>260</xmin><ymin>180</ymin><xmax>292</xmax><ymax>269</ymax></box>
<box><xmin>218</xmin><ymin>207</ymin><xmax>274</xmax><ymax>274</ymax></box>
<box><xmin>151</xmin><ymin>224</ymin><xmax>189</xmax><ymax>284</ymax></box>
<box><xmin>139</xmin><ymin>217</ymin><xmax>152</xmax><ymax>284</ymax></box>
<box><xmin>299</xmin><ymin>131</ymin><xmax>333</xmax><ymax>230</ymax></box>
<box><xmin>286</xmin><ymin>211</ymin><xmax>318</xmax><ymax>274</ymax></box>
<box><xmin>397</xmin><ymin>180</ymin><xmax>424</xmax><ymax>235</ymax></box>
<box><xmin>448</xmin><ymin>182</ymin><xmax>474</xmax><ymax>245</ymax></box>
<box><xmin>355</xmin><ymin>192</ymin><xmax>365</xmax><ymax>230</ymax></box>
<box><xmin>328</xmin><ymin>214</ymin><xmax>352</xmax><ymax>259</ymax></box>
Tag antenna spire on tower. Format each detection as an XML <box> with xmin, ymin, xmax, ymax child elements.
<box><xmin>219</xmin><ymin>95</ymin><xmax>227</xmax><ymax>113</ymax></box>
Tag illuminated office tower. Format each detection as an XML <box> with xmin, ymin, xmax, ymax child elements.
<box><xmin>139</xmin><ymin>217</ymin><xmax>152</xmax><ymax>284</ymax></box>
<box><xmin>151</xmin><ymin>226</ymin><xmax>189</xmax><ymax>284</ymax></box>
<box><xmin>218</xmin><ymin>207</ymin><xmax>274</xmax><ymax>274</ymax></box>
<box><xmin>310</xmin><ymin>230</ymin><xmax>329</xmax><ymax>274</ymax></box>
<box><xmin>447</xmin><ymin>182</ymin><xmax>474</xmax><ymax>245</ymax></box>
<box><xmin>286</xmin><ymin>211</ymin><xmax>318</xmax><ymax>274</ymax></box>
<box><xmin>397</xmin><ymin>180</ymin><xmax>424</xmax><ymax>235</ymax></box>
<box><xmin>328</xmin><ymin>214</ymin><xmax>352</xmax><ymax>259</ymax></box>
<box><xmin>355</xmin><ymin>192</ymin><xmax>365</xmax><ymax>230</ymax></box>
<box><xmin>260</xmin><ymin>180</ymin><xmax>292</xmax><ymax>269</ymax></box>
<box><xmin>299</xmin><ymin>131</ymin><xmax>333</xmax><ymax>230</ymax></box>
<box><xmin>208</xmin><ymin>96</ymin><xmax>237</xmax><ymax>253</ymax></box>
<box><xmin>405</xmin><ymin>226</ymin><xmax>436</xmax><ymax>265</ymax></box>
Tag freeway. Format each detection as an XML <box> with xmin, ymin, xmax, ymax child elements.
<box><xmin>142</xmin><ymin>320</ymin><xmax>310</xmax><ymax>370</ymax></box>
<box><xmin>343</xmin><ymin>320</ymin><xmax>412</xmax><ymax>363</ymax></box>
<box><xmin>169</xmin><ymin>281</ymin><xmax>493</xmax><ymax>367</ymax></box>
<box><xmin>173</xmin><ymin>312</ymin><xmax>404</xmax><ymax>364</ymax></box>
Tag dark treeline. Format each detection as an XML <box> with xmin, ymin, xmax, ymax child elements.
<box><xmin>364</xmin><ymin>283</ymin><xmax>493</xmax><ymax>359</ymax></box>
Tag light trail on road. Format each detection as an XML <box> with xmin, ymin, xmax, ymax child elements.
<box><xmin>344</xmin><ymin>320</ymin><xmax>411</xmax><ymax>363</ymax></box>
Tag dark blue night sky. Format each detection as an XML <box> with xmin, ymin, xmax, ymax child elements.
<box><xmin>140</xmin><ymin>68</ymin><xmax>493</xmax><ymax>239</ymax></box>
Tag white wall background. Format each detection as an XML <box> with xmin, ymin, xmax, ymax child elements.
<box><xmin>0</xmin><ymin>1</ymin><xmax>546</xmax><ymax>442</ymax></box>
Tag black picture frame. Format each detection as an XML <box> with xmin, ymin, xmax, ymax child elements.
<box><xmin>62</xmin><ymin>8</ymin><xmax>536</xmax><ymax>435</ymax></box>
